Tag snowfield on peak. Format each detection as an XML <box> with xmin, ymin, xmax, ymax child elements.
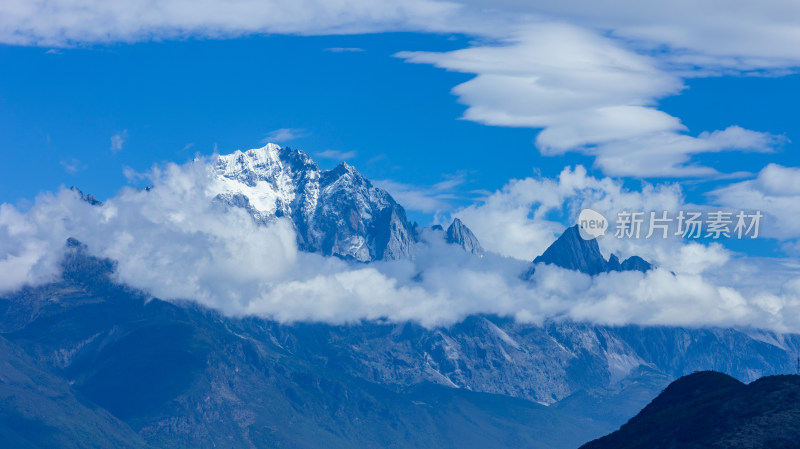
<box><xmin>210</xmin><ymin>144</ymin><xmax>416</xmax><ymax>262</ymax></box>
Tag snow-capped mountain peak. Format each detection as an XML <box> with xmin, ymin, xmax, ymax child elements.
<box><xmin>212</xmin><ymin>144</ymin><xmax>319</xmax><ymax>219</ymax></box>
<box><xmin>211</xmin><ymin>144</ymin><xmax>416</xmax><ymax>262</ymax></box>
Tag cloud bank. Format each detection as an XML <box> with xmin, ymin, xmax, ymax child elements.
<box><xmin>475</xmin><ymin>0</ymin><xmax>800</xmax><ymax>72</ymax></box>
<box><xmin>0</xmin><ymin>0</ymin><xmax>461</xmax><ymax>47</ymax></box>
<box><xmin>6</xmin><ymin>0</ymin><xmax>800</xmax><ymax>69</ymax></box>
<box><xmin>1</xmin><ymin>156</ymin><xmax>799</xmax><ymax>332</ymax></box>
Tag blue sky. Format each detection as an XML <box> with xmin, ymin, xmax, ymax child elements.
<box><xmin>3</xmin><ymin>37</ymin><xmax>797</xmax><ymax>205</ymax></box>
<box><xmin>0</xmin><ymin>33</ymin><xmax>572</xmax><ymax>207</ymax></box>
<box><xmin>2</xmin><ymin>0</ymin><xmax>800</xmax><ymax>260</ymax></box>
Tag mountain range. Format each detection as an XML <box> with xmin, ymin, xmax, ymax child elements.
<box><xmin>211</xmin><ymin>145</ymin><xmax>647</xmax><ymax>274</ymax></box>
<box><xmin>2</xmin><ymin>144</ymin><xmax>798</xmax><ymax>448</ymax></box>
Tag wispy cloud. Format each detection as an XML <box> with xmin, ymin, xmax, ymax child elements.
<box><xmin>324</xmin><ymin>47</ymin><xmax>365</xmax><ymax>53</ymax></box>
<box><xmin>110</xmin><ymin>130</ymin><xmax>128</xmax><ymax>153</ymax></box>
<box><xmin>315</xmin><ymin>149</ymin><xmax>357</xmax><ymax>160</ymax></box>
<box><xmin>375</xmin><ymin>173</ymin><xmax>467</xmax><ymax>214</ymax></box>
<box><xmin>261</xmin><ymin>128</ymin><xmax>308</xmax><ymax>144</ymax></box>
<box><xmin>122</xmin><ymin>166</ymin><xmax>148</xmax><ymax>183</ymax></box>
<box><xmin>59</xmin><ymin>158</ymin><xmax>84</xmax><ymax>173</ymax></box>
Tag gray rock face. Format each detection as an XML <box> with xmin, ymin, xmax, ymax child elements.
<box><xmin>70</xmin><ymin>186</ymin><xmax>102</xmax><ymax>206</ymax></box>
<box><xmin>445</xmin><ymin>218</ymin><xmax>485</xmax><ymax>256</ymax></box>
<box><xmin>308</xmin><ymin>317</ymin><xmax>798</xmax><ymax>407</ymax></box>
<box><xmin>531</xmin><ymin>225</ymin><xmax>652</xmax><ymax>276</ymax></box>
<box><xmin>213</xmin><ymin>144</ymin><xmax>416</xmax><ymax>261</ymax></box>
<box><xmin>618</xmin><ymin>256</ymin><xmax>651</xmax><ymax>272</ymax></box>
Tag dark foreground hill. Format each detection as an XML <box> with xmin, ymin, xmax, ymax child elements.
<box><xmin>580</xmin><ymin>371</ymin><xmax>800</xmax><ymax>449</ymax></box>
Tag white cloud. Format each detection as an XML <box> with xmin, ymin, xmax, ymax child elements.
<box><xmin>398</xmin><ymin>24</ymin><xmax>784</xmax><ymax>177</ymax></box>
<box><xmin>0</xmin><ymin>161</ymin><xmax>298</xmax><ymax>315</ymax></box>
<box><xmin>0</xmin><ymin>202</ymin><xmax>64</xmax><ymax>292</ymax></box>
<box><xmin>315</xmin><ymin>149</ymin><xmax>357</xmax><ymax>160</ymax></box>
<box><xmin>711</xmin><ymin>164</ymin><xmax>800</xmax><ymax>243</ymax></box>
<box><xmin>471</xmin><ymin>0</ymin><xmax>800</xmax><ymax>72</ymax></box>
<box><xmin>324</xmin><ymin>47</ymin><xmax>365</xmax><ymax>52</ymax></box>
<box><xmin>0</xmin><ymin>0</ymin><xmax>460</xmax><ymax>47</ymax></box>
<box><xmin>60</xmin><ymin>158</ymin><xmax>84</xmax><ymax>173</ymax></box>
<box><xmin>374</xmin><ymin>174</ymin><xmax>465</xmax><ymax>214</ymax></box>
<box><xmin>453</xmin><ymin>165</ymin><xmax>692</xmax><ymax>263</ymax></box>
<box><xmin>6</xmin><ymin>0</ymin><xmax>800</xmax><ymax>72</ymax></box>
<box><xmin>754</xmin><ymin>163</ymin><xmax>800</xmax><ymax>196</ymax></box>
<box><xmin>2</xmin><ymin>156</ymin><xmax>800</xmax><ymax>332</ymax></box>
<box><xmin>261</xmin><ymin>128</ymin><xmax>308</xmax><ymax>143</ymax></box>
<box><xmin>584</xmin><ymin>126</ymin><xmax>782</xmax><ymax>177</ymax></box>
<box><xmin>110</xmin><ymin>129</ymin><xmax>128</xmax><ymax>153</ymax></box>
<box><xmin>122</xmin><ymin>166</ymin><xmax>149</xmax><ymax>183</ymax></box>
